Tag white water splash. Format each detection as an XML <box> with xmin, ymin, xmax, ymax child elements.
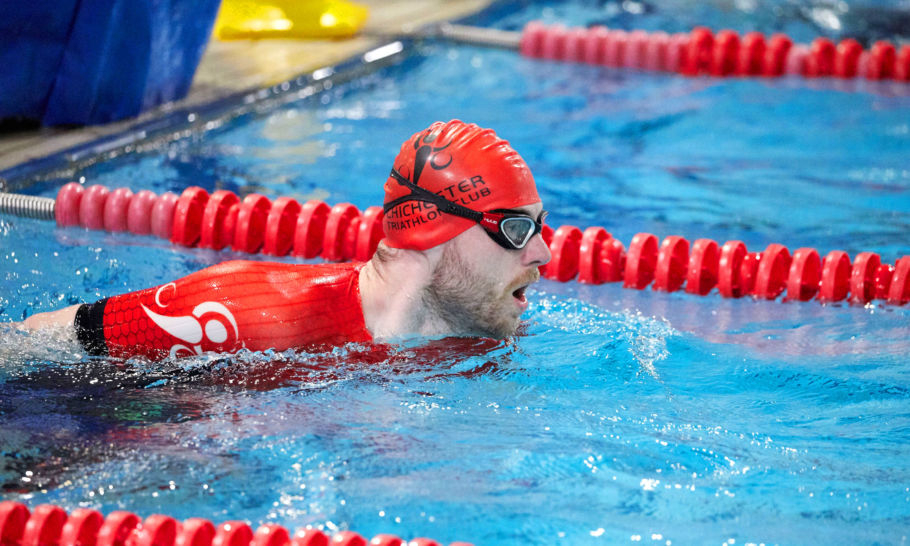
<box><xmin>532</xmin><ymin>293</ymin><xmax>676</xmax><ymax>378</ymax></box>
<box><xmin>0</xmin><ymin>322</ymin><xmax>85</xmax><ymax>369</ymax></box>
<box><xmin>615</xmin><ymin>308</ymin><xmax>675</xmax><ymax>379</ymax></box>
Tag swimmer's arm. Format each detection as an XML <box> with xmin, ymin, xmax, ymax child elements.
<box><xmin>4</xmin><ymin>305</ymin><xmax>84</xmax><ymax>360</ymax></box>
<box><xmin>20</xmin><ymin>305</ymin><xmax>80</xmax><ymax>331</ymax></box>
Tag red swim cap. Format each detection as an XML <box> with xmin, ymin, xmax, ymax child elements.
<box><xmin>382</xmin><ymin>120</ymin><xmax>540</xmax><ymax>251</ymax></box>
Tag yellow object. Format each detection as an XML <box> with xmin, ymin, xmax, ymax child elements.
<box><xmin>215</xmin><ymin>0</ymin><xmax>369</xmax><ymax>40</ymax></box>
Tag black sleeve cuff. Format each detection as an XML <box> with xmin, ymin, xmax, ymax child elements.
<box><xmin>74</xmin><ymin>299</ymin><xmax>109</xmax><ymax>356</ymax></box>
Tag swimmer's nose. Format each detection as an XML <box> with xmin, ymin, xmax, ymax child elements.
<box><xmin>522</xmin><ymin>232</ymin><xmax>551</xmax><ymax>267</ymax></box>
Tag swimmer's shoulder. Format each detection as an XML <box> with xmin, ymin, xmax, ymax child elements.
<box><xmin>199</xmin><ymin>260</ymin><xmax>363</xmax><ymax>275</ymax></box>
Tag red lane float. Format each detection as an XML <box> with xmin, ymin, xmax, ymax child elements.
<box><xmin>263</xmin><ymin>197</ymin><xmax>301</xmax><ymax>257</ymax></box>
<box><xmin>60</xmin><ymin>509</ymin><xmax>105</xmax><ymax>546</ymax></box>
<box><xmin>806</xmin><ymin>37</ymin><xmax>836</xmax><ymax>77</ymax></box>
<box><xmin>754</xmin><ymin>243</ymin><xmax>791</xmax><ymax>300</ymax></box>
<box><xmin>213</xmin><ymin>521</ymin><xmax>253</xmax><ymax>546</ymax></box>
<box><xmin>233</xmin><ymin>194</ymin><xmax>272</xmax><ymax>254</ymax></box>
<box><xmin>682</xmin><ymin>26</ymin><xmax>713</xmax><ymax>75</ymax></box>
<box><xmin>54</xmin><ymin>182</ymin><xmax>84</xmax><ymax>227</ymax></box>
<box><xmin>577</xmin><ymin>226</ymin><xmax>611</xmax><ymax>284</ymax></box>
<box><xmin>21</xmin><ymin>504</ymin><xmax>68</xmax><ymax>546</ymax></box>
<box><xmin>538</xmin><ymin>222</ymin><xmax>907</xmax><ymax>306</ymax></box>
<box><xmin>127</xmin><ymin>190</ymin><xmax>158</xmax><ymax>235</ymax></box>
<box><xmin>290</xmin><ymin>528</ymin><xmax>327</xmax><ymax>546</ymax></box>
<box><xmin>104</xmin><ymin>188</ymin><xmax>134</xmax><ymax>233</ymax></box>
<box><xmin>133</xmin><ymin>514</ymin><xmax>178</xmax><ymax>546</ymax></box>
<box><xmin>178</xmin><ymin>519</ymin><xmax>216</xmax><ymax>546</ymax></box>
<box><xmin>711</xmin><ymin>29</ymin><xmax>740</xmax><ymax>76</ymax></box>
<box><xmin>835</xmin><ymin>38</ymin><xmax>863</xmax><ymax>78</ymax></box>
<box><xmin>786</xmin><ymin>248</ymin><xmax>821</xmax><ymax>302</ymax></box>
<box><xmin>201</xmin><ymin>190</ymin><xmax>242</xmax><ymax>250</ymax></box>
<box><xmin>519</xmin><ymin>21</ymin><xmax>910</xmax><ymax>82</ymax></box>
<box><xmin>151</xmin><ymin>192</ymin><xmax>179</xmax><ymax>240</ymax></box>
<box><xmin>623</xmin><ymin>233</ymin><xmax>658</xmax><ymax>289</ymax></box>
<box><xmin>686</xmin><ymin>238</ymin><xmax>719</xmax><ymax>296</ymax></box>
<box><xmin>850</xmin><ymin>251</ymin><xmax>881</xmax><ymax>304</ymax></box>
<box><xmin>322</xmin><ymin>203</ymin><xmax>360</xmax><ymax>262</ymax></box>
<box><xmin>48</xmin><ymin>182</ymin><xmax>910</xmax><ymax>307</ymax></box>
<box><xmin>96</xmin><ymin>511</ymin><xmax>140</xmax><ymax>546</ymax></box>
<box><xmin>172</xmin><ymin>187</ymin><xmax>209</xmax><ymax>247</ymax></box>
<box><xmin>0</xmin><ymin>502</ymin><xmax>470</xmax><ymax>546</ymax></box>
<box><xmin>890</xmin><ymin>256</ymin><xmax>910</xmax><ymax>305</ymax></box>
<box><xmin>354</xmin><ymin>206</ymin><xmax>385</xmax><ymax>262</ymax></box>
<box><xmin>80</xmin><ymin>185</ymin><xmax>110</xmax><ymax>231</ymax></box>
<box><xmin>543</xmin><ymin>225</ymin><xmax>582</xmax><ymax>282</ymax></box>
<box><xmin>818</xmin><ymin>250</ymin><xmax>851</xmax><ymax>302</ymax></box>
<box><xmin>51</xmin><ymin>183</ymin><xmax>386</xmax><ymax>264</ymax></box>
<box><xmin>739</xmin><ymin>252</ymin><xmax>761</xmax><ymax>296</ymax></box>
<box><xmin>717</xmin><ymin>240</ymin><xmax>746</xmax><ymax>298</ymax></box>
<box><xmin>252</xmin><ymin>524</ymin><xmax>288</xmax><ymax>546</ymax></box>
<box><xmin>293</xmin><ymin>200</ymin><xmax>331</xmax><ymax>259</ymax></box>
<box><xmin>653</xmin><ymin>235</ymin><xmax>689</xmax><ymax>292</ymax></box>
<box><xmin>645</xmin><ymin>31</ymin><xmax>669</xmax><ymax>71</ymax></box>
<box><xmin>736</xmin><ymin>32</ymin><xmax>764</xmax><ymax>75</ymax></box>
<box><xmin>764</xmin><ymin>34</ymin><xmax>792</xmax><ymax>76</ymax></box>
<box><xmin>898</xmin><ymin>46</ymin><xmax>910</xmax><ymax>80</ymax></box>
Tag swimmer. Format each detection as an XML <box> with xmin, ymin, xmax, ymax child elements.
<box><xmin>15</xmin><ymin>120</ymin><xmax>551</xmax><ymax>360</ymax></box>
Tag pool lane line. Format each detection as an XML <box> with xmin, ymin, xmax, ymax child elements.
<box><xmin>0</xmin><ymin>501</ymin><xmax>471</xmax><ymax>546</ymax></box>
<box><xmin>406</xmin><ymin>22</ymin><xmax>910</xmax><ymax>84</ymax></box>
<box><xmin>1</xmin><ymin>183</ymin><xmax>908</xmax><ymax>307</ymax></box>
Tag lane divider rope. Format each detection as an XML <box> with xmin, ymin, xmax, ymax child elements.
<box><xmin>51</xmin><ymin>183</ymin><xmax>385</xmax><ymax>263</ymax></box>
<box><xmin>0</xmin><ymin>501</ymin><xmax>473</xmax><ymax>546</ymax></box>
<box><xmin>519</xmin><ymin>21</ymin><xmax>910</xmax><ymax>81</ymax></box>
<box><xmin>540</xmin><ymin>224</ymin><xmax>909</xmax><ymax>306</ymax></box>
<box><xmin>1</xmin><ymin>183</ymin><xmax>908</xmax><ymax>306</ymax></box>
<box><xmin>431</xmin><ymin>22</ymin><xmax>910</xmax><ymax>82</ymax></box>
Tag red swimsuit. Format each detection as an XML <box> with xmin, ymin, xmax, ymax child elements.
<box><xmin>74</xmin><ymin>261</ymin><xmax>372</xmax><ymax>360</ymax></box>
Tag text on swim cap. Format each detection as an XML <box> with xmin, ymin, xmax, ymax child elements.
<box><xmin>387</xmin><ymin>214</ymin><xmax>433</xmax><ymax>231</ymax></box>
<box><xmin>385</xmin><ymin>200</ymin><xmax>435</xmax><ymax>219</ymax></box>
<box><xmin>436</xmin><ymin>175</ymin><xmax>489</xmax><ymax>202</ymax></box>
<box><xmin>387</xmin><ymin>175</ymin><xmax>492</xmax><ymax>231</ymax></box>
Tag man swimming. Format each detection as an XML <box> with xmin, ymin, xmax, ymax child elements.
<box><xmin>17</xmin><ymin>120</ymin><xmax>552</xmax><ymax>360</ymax></box>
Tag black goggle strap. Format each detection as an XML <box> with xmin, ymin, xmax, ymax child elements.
<box><xmin>384</xmin><ymin>168</ymin><xmax>542</xmax><ymax>249</ymax></box>
<box><xmin>384</xmin><ymin>168</ymin><xmax>487</xmax><ymax>224</ymax></box>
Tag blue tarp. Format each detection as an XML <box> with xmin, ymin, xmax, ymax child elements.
<box><xmin>0</xmin><ymin>0</ymin><xmax>221</xmax><ymax>126</ymax></box>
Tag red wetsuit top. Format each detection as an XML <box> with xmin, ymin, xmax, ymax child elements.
<box><xmin>73</xmin><ymin>261</ymin><xmax>371</xmax><ymax>360</ymax></box>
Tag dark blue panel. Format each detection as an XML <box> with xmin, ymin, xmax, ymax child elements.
<box><xmin>1</xmin><ymin>0</ymin><xmax>220</xmax><ymax>126</ymax></box>
<box><xmin>0</xmin><ymin>2</ymin><xmax>81</xmax><ymax>120</ymax></box>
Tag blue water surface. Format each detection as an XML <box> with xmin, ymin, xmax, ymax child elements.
<box><xmin>2</xmin><ymin>0</ymin><xmax>910</xmax><ymax>544</ymax></box>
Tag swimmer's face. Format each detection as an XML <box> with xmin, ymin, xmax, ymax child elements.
<box><xmin>425</xmin><ymin>202</ymin><xmax>551</xmax><ymax>338</ymax></box>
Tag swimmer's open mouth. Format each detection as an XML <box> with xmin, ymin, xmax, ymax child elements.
<box><xmin>513</xmin><ymin>285</ymin><xmax>528</xmax><ymax>302</ymax></box>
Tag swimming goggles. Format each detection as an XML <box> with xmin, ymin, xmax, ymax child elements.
<box><xmin>385</xmin><ymin>168</ymin><xmax>547</xmax><ymax>250</ymax></box>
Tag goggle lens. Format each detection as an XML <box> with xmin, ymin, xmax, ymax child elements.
<box><xmin>501</xmin><ymin>217</ymin><xmax>536</xmax><ymax>248</ymax></box>
<box><xmin>484</xmin><ymin>210</ymin><xmax>546</xmax><ymax>250</ymax></box>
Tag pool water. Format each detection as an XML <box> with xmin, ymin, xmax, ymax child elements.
<box><xmin>2</xmin><ymin>0</ymin><xmax>910</xmax><ymax>544</ymax></box>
